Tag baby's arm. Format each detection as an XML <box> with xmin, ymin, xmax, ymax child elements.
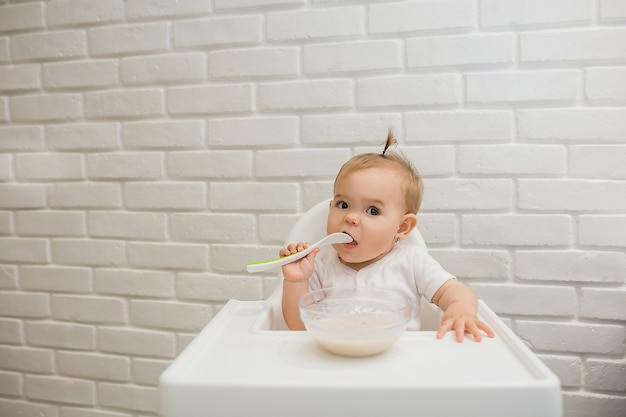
<box><xmin>280</xmin><ymin>242</ymin><xmax>319</xmax><ymax>330</ymax></box>
<box><xmin>431</xmin><ymin>279</ymin><xmax>495</xmax><ymax>342</ymax></box>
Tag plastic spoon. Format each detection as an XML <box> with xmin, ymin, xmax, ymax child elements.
<box><xmin>246</xmin><ymin>232</ymin><xmax>353</xmax><ymax>273</ymax></box>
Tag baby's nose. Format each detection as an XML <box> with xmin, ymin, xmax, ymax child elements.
<box><xmin>344</xmin><ymin>211</ymin><xmax>359</xmax><ymax>224</ymax></box>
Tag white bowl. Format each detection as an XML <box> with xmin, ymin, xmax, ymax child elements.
<box><xmin>298</xmin><ymin>286</ymin><xmax>411</xmax><ymax>357</ymax></box>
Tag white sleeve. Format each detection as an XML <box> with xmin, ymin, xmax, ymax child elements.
<box><xmin>413</xmin><ymin>248</ymin><xmax>455</xmax><ymax>302</ymax></box>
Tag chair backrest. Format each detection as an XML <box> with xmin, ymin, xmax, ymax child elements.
<box><xmin>266</xmin><ymin>199</ymin><xmax>440</xmax><ymax>330</ymax></box>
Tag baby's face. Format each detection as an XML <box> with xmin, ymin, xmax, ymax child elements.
<box><xmin>327</xmin><ymin>167</ymin><xmax>408</xmax><ymax>270</ymax></box>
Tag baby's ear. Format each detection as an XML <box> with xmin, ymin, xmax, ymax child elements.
<box><xmin>397</xmin><ymin>214</ymin><xmax>417</xmax><ymax>239</ymax></box>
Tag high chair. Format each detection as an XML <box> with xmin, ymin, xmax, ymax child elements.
<box><xmin>159</xmin><ymin>200</ymin><xmax>563</xmax><ymax>417</ymax></box>
<box><xmin>265</xmin><ymin>198</ymin><xmax>443</xmax><ymax>331</ymax></box>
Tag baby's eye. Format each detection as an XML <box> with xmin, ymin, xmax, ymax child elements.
<box><xmin>365</xmin><ymin>206</ymin><xmax>380</xmax><ymax>216</ymax></box>
<box><xmin>336</xmin><ymin>200</ymin><xmax>348</xmax><ymax>209</ymax></box>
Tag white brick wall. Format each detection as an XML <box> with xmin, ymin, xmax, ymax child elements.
<box><xmin>0</xmin><ymin>1</ymin><xmax>625</xmax><ymax>417</ymax></box>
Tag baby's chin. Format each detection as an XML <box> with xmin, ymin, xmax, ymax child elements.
<box><xmin>338</xmin><ymin>247</ymin><xmax>394</xmax><ymax>268</ymax></box>
<box><xmin>333</xmin><ymin>248</ymin><xmax>359</xmax><ymax>262</ymax></box>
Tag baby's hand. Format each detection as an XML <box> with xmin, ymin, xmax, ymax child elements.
<box><xmin>436</xmin><ymin>301</ymin><xmax>495</xmax><ymax>343</ymax></box>
<box><xmin>280</xmin><ymin>242</ymin><xmax>319</xmax><ymax>283</ymax></box>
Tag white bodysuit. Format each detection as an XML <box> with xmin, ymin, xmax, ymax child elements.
<box><xmin>309</xmin><ymin>245</ymin><xmax>454</xmax><ymax>330</ymax></box>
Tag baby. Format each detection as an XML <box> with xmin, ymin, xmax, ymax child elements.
<box><xmin>281</xmin><ymin>131</ymin><xmax>494</xmax><ymax>342</ymax></box>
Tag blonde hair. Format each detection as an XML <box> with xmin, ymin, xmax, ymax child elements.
<box><xmin>333</xmin><ymin>130</ymin><xmax>424</xmax><ymax>214</ymax></box>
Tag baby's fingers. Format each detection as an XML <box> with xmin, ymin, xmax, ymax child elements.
<box><xmin>279</xmin><ymin>246</ymin><xmax>295</xmax><ymax>257</ymax></box>
<box><xmin>280</xmin><ymin>242</ymin><xmax>310</xmax><ymax>257</ymax></box>
<box><xmin>437</xmin><ymin>318</ymin><xmax>493</xmax><ymax>343</ymax></box>
<box><xmin>461</xmin><ymin>319</ymin><xmax>495</xmax><ymax>343</ymax></box>
<box><xmin>453</xmin><ymin>319</ymin><xmax>466</xmax><ymax>343</ymax></box>
<box><xmin>477</xmin><ymin>320</ymin><xmax>495</xmax><ymax>339</ymax></box>
<box><xmin>436</xmin><ymin>319</ymin><xmax>453</xmax><ymax>340</ymax></box>
<box><xmin>437</xmin><ymin>318</ymin><xmax>466</xmax><ymax>342</ymax></box>
<box><xmin>295</xmin><ymin>242</ymin><xmax>310</xmax><ymax>252</ymax></box>
<box><xmin>465</xmin><ymin>320</ymin><xmax>482</xmax><ymax>342</ymax></box>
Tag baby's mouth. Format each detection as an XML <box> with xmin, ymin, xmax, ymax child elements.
<box><xmin>342</xmin><ymin>232</ymin><xmax>357</xmax><ymax>246</ymax></box>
